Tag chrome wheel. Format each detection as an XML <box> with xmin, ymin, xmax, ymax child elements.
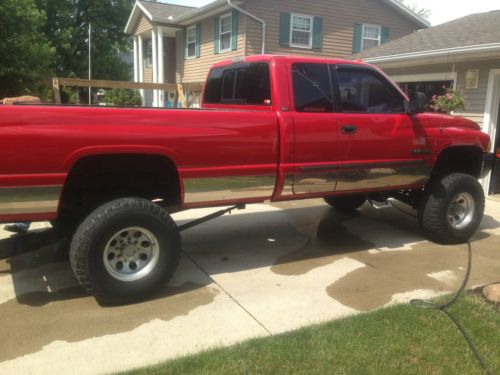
<box><xmin>448</xmin><ymin>193</ymin><xmax>475</xmax><ymax>230</ymax></box>
<box><xmin>103</xmin><ymin>227</ymin><xmax>160</xmax><ymax>282</ymax></box>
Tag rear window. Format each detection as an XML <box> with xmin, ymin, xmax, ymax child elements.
<box><xmin>203</xmin><ymin>62</ymin><xmax>272</xmax><ymax>105</ymax></box>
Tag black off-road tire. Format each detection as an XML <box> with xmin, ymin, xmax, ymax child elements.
<box><xmin>418</xmin><ymin>173</ymin><xmax>484</xmax><ymax>244</ymax></box>
<box><xmin>69</xmin><ymin>198</ymin><xmax>181</xmax><ymax>304</ymax></box>
<box><xmin>324</xmin><ymin>195</ymin><xmax>366</xmax><ymax>213</ymax></box>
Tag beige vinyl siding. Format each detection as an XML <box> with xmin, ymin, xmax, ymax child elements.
<box><xmin>134</xmin><ymin>15</ymin><xmax>153</xmax><ymax>35</ymax></box>
<box><xmin>176</xmin><ymin>13</ymin><xmax>246</xmax><ymax>83</ymax></box>
<box><xmin>144</xmin><ymin>66</ymin><xmax>152</xmax><ymax>83</ymax></box>
<box><xmin>244</xmin><ymin>0</ymin><xmax>421</xmax><ymax>58</ymax></box>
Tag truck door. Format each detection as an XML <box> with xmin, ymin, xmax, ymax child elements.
<box><xmin>290</xmin><ymin>63</ymin><xmax>340</xmax><ymax>194</ymax></box>
<box><xmin>331</xmin><ymin>65</ymin><xmax>431</xmax><ymax>192</ymax></box>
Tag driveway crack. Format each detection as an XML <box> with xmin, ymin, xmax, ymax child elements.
<box><xmin>183</xmin><ymin>252</ymin><xmax>272</xmax><ymax>336</ymax></box>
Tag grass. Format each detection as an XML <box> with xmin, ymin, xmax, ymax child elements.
<box><xmin>123</xmin><ymin>294</ymin><xmax>499</xmax><ymax>375</ymax></box>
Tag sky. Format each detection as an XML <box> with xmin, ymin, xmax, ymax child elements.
<box><xmin>159</xmin><ymin>0</ymin><xmax>500</xmax><ymax>26</ymax></box>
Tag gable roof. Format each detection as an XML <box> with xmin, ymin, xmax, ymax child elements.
<box><xmin>125</xmin><ymin>1</ymin><xmax>196</xmax><ymax>33</ymax></box>
<box><xmin>353</xmin><ymin>10</ymin><xmax>500</xmax><ymax>63</ymax></box>
<box><xmin>125</xmin><ymin>0</ymin><xmax>429</xmax><ymax>34</ymax></box>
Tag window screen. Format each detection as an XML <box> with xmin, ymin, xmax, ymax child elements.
<box><xmin>336</xmin><ymin>68</ymin><xmax>404</xmax><ymax>113</ymax></box>
<box><xmin>204</xmin><ymin>63</ymin><xmax>271</xmax><ymax>105</ymax></box>
<box><xmin>292</xmin><ymin>63</ymin><xmax>333</xmax><ymax>112</ymax></box>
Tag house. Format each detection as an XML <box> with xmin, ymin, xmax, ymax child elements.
<box><xmin>124</xmin><ymin>0</ymin><xmax>428</xmax><ymax>108</ymax></box>
<box><xmin>352</xmin><ymin>10</ymin><xmax>500</xmax><ymax>195</ymax></box>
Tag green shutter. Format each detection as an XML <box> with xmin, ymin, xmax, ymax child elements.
<box><xmin>231</xmin><ymin>10</ymin><xmax>238</xmax><ymax>51</ymax></box>
<box><xmin>184</xmin><ymin>28</ymin><xmax>188</xmax><ymax>60</ymax></box>
<box><xmin>195</xmin><ymin>23</ymin><xmax>201</xmax><ymax>58</ymax></box>
<box><xmin>381</xmin><ymin>26</ymin><xmax>390</xmax><ymax>44</ymax></box>
<box><xmin>214</xmin><ymin>16</ymin><xmax>220</xmax><ymax>54</ymax></box>
<box><xmin>312</xmin><ymin>16</ymin><xmax>323</xmax><ymax>49</ymax></box>
<box><xmin>352</xmin><ymin>23</ymin><xmax>362</xmax><ymax>53</ymax></box>
<box><xmin>280</xmin><ymin>12</ymin><xmax>291</xmax><ymax>46</ymax></box>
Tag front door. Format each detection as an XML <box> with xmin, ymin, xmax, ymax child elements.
<box><xmin>332</xmin><ymin>65</ymin><xmax>432</xmax><ymax>192</ymax></box>
<box><xmin>290</xmin><ymin>62</ymin><xmax>339</xmax><ymax>194</ymax></box>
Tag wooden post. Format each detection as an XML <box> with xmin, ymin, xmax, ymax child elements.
<box><xmin>177</xmin><ymin>83</ymin><xmax>186</xmax><ymax>108</ymax></box>
<box><xmin>52</xmin><ymin>78</ymin><xmax>61</xmax><ymax>104</ymax></box>
<box><xmin>173</xmin><ymin>91</ymin><xmax>179</xmax><ymax>109</ymax></box>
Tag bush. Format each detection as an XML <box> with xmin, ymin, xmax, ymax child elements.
<box><xmin>104</xmin><ymin>89</ymin><xmax>142</xmax><ymax>106</ymax></box>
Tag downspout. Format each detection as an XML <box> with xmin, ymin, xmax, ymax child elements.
<box><xmin>227</xmin><ymin>0</ymin><xmax>266</xmax><ymax>54</ymax></box>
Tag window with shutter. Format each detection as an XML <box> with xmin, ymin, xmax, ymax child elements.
<box><xmin>219</xmin><ymin>13</ymin><xmax>232</xmax><ymax>53</ymax></box>
<box><xmin>186</xmin><ymin>25</ymin><xmax>197</xmax><ymax>59</ymax></box>
<box><xmin>290</xmin><ymin>14</ymin><xmax>313</xmax><ymax>48</ymax></box>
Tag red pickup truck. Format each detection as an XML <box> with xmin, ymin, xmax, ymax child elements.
<box><xmin>0</xmin><ymin>55</ymin><xmax>492</xmax><ymax>302</ymax></box>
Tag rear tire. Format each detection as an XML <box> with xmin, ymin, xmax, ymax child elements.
<box><xmin>324</xmin><ymin>195</ymin><xmax>366</xmax><ymax>213</ymax></box>
<box><xmin>69</xmin><ymin>198</ymin><xmax>181</xmax><ymax>304</ymax></box>
<box><xmin>418</xmin><ymin>173</ymin><xmax>484</xmax><ymax>244</ymax></box>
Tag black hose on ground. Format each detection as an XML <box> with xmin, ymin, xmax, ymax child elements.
<box><xmin>410</xmin><ymin>242</ymin><xmax>493</xmax><ymax>375</ymax></box>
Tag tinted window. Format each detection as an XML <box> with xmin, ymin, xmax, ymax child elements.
<box><xmin>203</xmin><ymin>63</ymin><xmax>271</xmax><ymax>105</ymax></box>
<box><xmin>292</xmin><ymin>63</ymin><xmax>333</xmax><ymax>113</ymax></box>
<box><xmin>336</xmin><ymin>68</ymin><xmax>404</xmax><ymax>113</ymax></box>
<box><xmin>222</xmin><ymin>70</ymin><xmax>236</xmax><ymax>101</ymax></box>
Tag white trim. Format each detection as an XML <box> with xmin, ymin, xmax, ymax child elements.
<box><xmin>138</xmin><ymin>35</ymin><xmax>144</xmax><ymax>105</ymax></box>
<box><xmin>137</xmin><ymin>2</ymin><xmax>153</xmax><ymax>21</ymax></box>
<box><xmin>361</xmin><ymin>24</ymin><xmax>382</xmax><ymax>52</ymax></box>
<box><xmin>364</xmin><ymin>43</ymin><xmax>500</xmax><ymax>64</ymax></box>
<box><xmin>152</xmin><ymin>28</ymin><xmax>158</xmax><ymax>107</ymax></box>
<box><xmin>125</xmin><ymin>1</ymin><xmax>154</xmax><ymax>34</ymax></box>
<box><xmin>382</xmin><ymin>0</ymin><xmax>430</xmax><ymax>28</ymax></box>
<box><xmin>133</xmin><ymin>36</ymin><xmax>139</xmax><ymax>83</ymax></box>
<box><xmin>186</xmin><ymin>25</ymin><xmax>197</xmax><ymax>59</ymax></box>
<box><xmin>157</xmin><ymin>27</ymin><xmax>165</xmax><ymax>108</ymax></box>
<box><xmin>481</xmin><ymin>69</ymin><xmax>500</xmax><ymax>193</ymax></box>
<box><xmin>390</xmin><ymin>72</ymin><xmax>457</xmax><ymax>87</ymax></box>
<box><xmin>218</xmin><ymin>12</ymin><xmax>233</xmax><ymax>54</ymax></box>
<box><xmin>290</xmin><ymin>13</ymin><xmax>313</xmax><ymax>49</ymax></box>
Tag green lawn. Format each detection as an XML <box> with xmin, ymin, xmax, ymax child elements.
<box><xmin>123</xmin><ymin>294</ymin><xmax>499</xmax><ymax>375</ymax></box>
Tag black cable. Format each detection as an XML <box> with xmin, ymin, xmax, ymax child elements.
<box><xmin>410</xmin><ymin>242</ymin><xmax>493</xmax><ymax>375</ymax></box>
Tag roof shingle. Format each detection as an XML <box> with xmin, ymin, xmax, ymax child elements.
<box><xmin>353</xmin><ymin>10</ymin><xmax>500</xmax><ymax>60</ymax></box>
<box><xmin>138</xmin><ymin>0</ymin><xmax>195</xmax><ymax>23</ymax></box>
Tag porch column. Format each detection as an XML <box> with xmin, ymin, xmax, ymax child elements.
<box><xmin>157</xmin><ymin>27</ymin><xmax>165</xmax><ymax>108</ymax></box>
<box><xmin>152</xmin><ymin>28</ymin><xmax>158</xmax><ymax>107</ymax></box>
<box><xmin>138</xmin><ymin>35</ymin><xmax>145</xmax><ymax>106</ymax></box>
<box><xmin>133</xmin><ymin>36</ymin><xmax>139</xmax><ymax>83</ymax></box>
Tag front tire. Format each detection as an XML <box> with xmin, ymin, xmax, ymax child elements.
<box><xmin>418</xmin><ymin>173</ymin><xmax>484</xmax><ymax>244</ymax></box>
<box><xmin>69</xmin><ymin>198</ymin><xmax>181</xmax><ymax>304</ymax></box>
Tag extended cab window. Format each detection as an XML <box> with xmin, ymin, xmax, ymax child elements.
<box><xmin>336</xmin><ymin>68</ymin><xmax>404</xmax><ymax>113</ymax></box>
<box><xmin>292</xmin><ymin>63</ymin><xmax>333</xmax><ymax>113</ymax></box>
<box><xmin>204</xmin><ymin>62</ymin><xmax>271</xmax><ymax>105</ymax></box>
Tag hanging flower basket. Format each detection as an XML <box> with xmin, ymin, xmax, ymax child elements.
<box><xmin>430</xmin><ymin>87</ymin><xmax>465</xmax><ymax>114</ymax></box>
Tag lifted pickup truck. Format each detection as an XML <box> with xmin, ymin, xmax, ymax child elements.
<box><xmin>0</xmin><ymin>55</ymin><xmax>492</xmax><ymax>302</ymax></box>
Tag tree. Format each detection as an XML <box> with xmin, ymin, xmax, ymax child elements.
<box><xmin>0</xmin><ymin>0</ymin><xmax>55</xmax><ymax>97</ymax></box>
<box><xmin>396</xmin><ymin>0</ymin><xmax>431</xmax><ymax>20</ymax></box>
<box><xmin>36</xmin><ymin>0</ymin><xmax>135</xmax><ymax>81</ymax></box>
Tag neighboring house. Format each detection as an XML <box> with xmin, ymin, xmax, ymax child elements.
<box><xmin>352</xmin><ymin>10</ymin><xmax>500</xmax><ymax>195</ymax></box>
<box><xmin>124</xmin><ymin>0</ymin><xmax>428</xmax><ymax>107</ymax></box>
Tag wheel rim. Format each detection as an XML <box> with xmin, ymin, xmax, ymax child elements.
<box><xmin>447</xmin><ymin>192</ymin><xmax>475</xmax><ymax>230</ymax></box>
<box><xmin>103</xmin><ymin>227</ymin><xmax>160</xmax><ymax>282</ymax></box>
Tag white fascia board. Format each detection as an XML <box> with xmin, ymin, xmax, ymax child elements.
<box><xmin>125</xmin><ymin>1</ymin><xmax>153</xmax><ymax>34</ymax></box>
<box><xmin>383</xmin><ymin>0</ymin><xmax>430</xmax><ymax>28</ymax></box>
<box><xmin>364</xmin><ymin>43</ymin><xmax>500</xmax><ymax>64</ymax></box>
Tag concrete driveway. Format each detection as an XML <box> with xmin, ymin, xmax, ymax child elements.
<box><xmin>0</xmin><ymin>198</ymin><xmax>499</xmax><ymax>374</ymax></box>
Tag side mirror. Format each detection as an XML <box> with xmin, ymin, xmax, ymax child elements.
<box><xmin>408</xmin><ymin>91</ymin><xmax>428</xmax><ymax>114</ymax></box>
